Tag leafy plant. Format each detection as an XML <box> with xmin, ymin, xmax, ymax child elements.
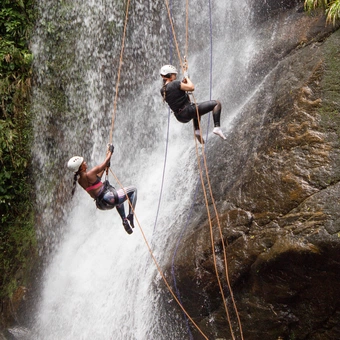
<box><xmin>0</xmin><ymin>0</ymin><xmax>37</xmax><ymax>306</ymax></box>
<box><xmin>304</xmin><ymin>0</ymin><xmax>340</xmax><ymax>24</ymax></box>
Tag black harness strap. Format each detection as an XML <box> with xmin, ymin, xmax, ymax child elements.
<box><xmin>95</xmin><ymin>180</ymin><xmax>119</xmax><ymax>211</ymax></box>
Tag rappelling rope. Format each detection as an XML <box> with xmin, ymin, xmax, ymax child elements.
<box><xmin>108</xmin><ymin>0</ymin><xmax>131</xmax><ymax>144</ymax></box>
<box><xmin>152</xmin><ymin>107</ymin><xmax>171</xmax><ymax>234</ymax></box>
<box><xmin>164</xmin><ymin>0</ymin><xmax>233</xmax><ymax>328</ymax></box>
<box><xmin>164</xmin><ymin>0</ymin><xmax>244</xmax><ymax>338</ymax></box>
<box><xmin>186</xmin><ymin>1</ymin><xmax>244</xmax><ymax>337</ymax></box>
<box><xmin>164</xmin><ymin>0</ymin><xmax>235</xmax><ymax>334</ymax></box>
<box><xmin>190</xmin><ymin>89</ymin><xmax>237</xmax><ymax>340</ymax></box>
<box><xmin>209</xmin><ymin>1</ymin><xmax>243</xmax><ymax>337</ymax></box>
<box><xmin>108</xmin><ymin>168</ymin><xmax>209</xmax><ymax>339</ymax></box>
<box><xmin>190</xmin><ymin>66</ymin><xmax>244</xmax><ymax>340</ymax></box>
<box><xmin>193</xmin><ymin>120</ymin><xmax>235</xmax><ymax>340</ymax></box>
<box><xmin>103</xmin><ymin>0</ymin><xmax>207</xmax><ymax>337</ymax></box>
<box><xmin>185</xmin><ymin>0</ymin><xmax>189</xmax><ymax>59</ymax></box>
<box><xmin>164</xmin><ymin>0</ymin><xmax>185</xmax><ymax>74</ymax></box>
<box><xmin>103</xmin><ymin>0</ymin><xmax>241</xmax><ymax>336</ymax></box>
<box><xmin>191</xmin><ymin>91</ymin><xmax>244</xmax><ymax>339</ymax></box>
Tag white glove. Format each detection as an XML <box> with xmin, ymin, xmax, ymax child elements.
<box><xmin>183</xmin><ymin>71</ymin><xmax>188</xmax><ymax>78</ymax></box>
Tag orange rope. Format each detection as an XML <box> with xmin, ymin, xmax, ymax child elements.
<box><xmin>192</xmin><ymin>128</ymin><xmax>236</xmax><ymax>340</ymax></box>
<box><xmin>105</xmin><ymin>0</ymin><xmax>243</xmax><ymax>337</ymax></box>
<box><xmin>164</xmin><ymin>0</ymin><xmax>185</xmax><ymax>74</ymax></box>
<box><xmin>164</xmin><ymin>0</ymin><xmax>234</xmax><ymax>327</ymax></box>
<box><xmin>191</xmin><ymin>93</ymin><xmax>244</xmax><ymax>340</ymax></box>
<box><xmin>109</xmin><ymin>168</ymin><xmax>209</xmax><ymax>339</ymax></box>
<box><xmin>163</xmin><ymin>0</ymin><xmax>244</xmax><ymax>337</ymax></box>
<box><xmin>104</xmin><ymin>1</ymin><xmax>208</xmax><ymax>336</ymax></box>
<box><xmin>185</xmin><ymin>0</ymin><xmax>189</xmax><ymax>59</ymax></box>
<box><xmin>109</xmin><ymin>0</ymin><xmax>131</xmax><ymax>143</ymax></box>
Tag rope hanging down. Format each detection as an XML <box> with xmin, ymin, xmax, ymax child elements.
<box><xmin>109</xmin><ymin>168</ymin><xmax>209</xmax><ymax>340</ymax></box>
<box><xmin>164</xmin><ymin>0</ymin><xmax>185</xmax><ymax>75</ymax></box>
<box><xmin>104</xmin><ymin>0</ymin><xmax>242</xmax><ymax>337</ymax></box>
<box><xmin>99</xmin><ymin>0</ymin><xmax>206</xmax><ymax>336</ymax></box>
<box><xmin>104</xmin><ymin>4</ymin><xmax>208</xmax><ymax>336</ymax></box>
<box><xmin>109</xmin><ymin>0</ymin><xmax>131</xmax><ymax>144</ymax></box>
<box><xmin>164</xmin><ymin>0</ymin><xmax>244</xmax><ymax>338</ymax></box>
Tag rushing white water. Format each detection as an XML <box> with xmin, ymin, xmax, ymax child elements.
<box><xmin>27</xmin><ymin>0</ymin><xmax>255</xmax><ymax>339</ymax></box>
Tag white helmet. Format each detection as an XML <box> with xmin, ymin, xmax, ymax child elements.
<box><xmin>67</xmin><ymin>156</ymin><xmax>84</xmax><ymax>172</ymax></box>
<box><xmin>160</xmin><ymin>64</ymin><xmax>178</xmax><ymax>76</ymax></box>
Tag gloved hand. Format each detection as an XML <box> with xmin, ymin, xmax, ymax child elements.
<box><xmin>183</xmin><ymin>71</ymin><xmax>189</xmax><ymax>78</ymax></box>
<box><xmin>107</xmin><ymin>143</ymin><xmax>114</xmax><ymax>154</ymax></box>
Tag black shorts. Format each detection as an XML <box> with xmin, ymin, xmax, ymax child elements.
<box><xmin>174</xmin><ymin>100</ymin><xmax>217</xmax><ymax>123</ymax></box>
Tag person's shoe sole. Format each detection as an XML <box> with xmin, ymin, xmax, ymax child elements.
<box><xmin>213</xmin><ymin>128</ymin><xmax>227</xmax><ymax>140</ymax></box>
<box><xmin>127</xmin><ymin>214</ymin><xmax>134</xmax><ymax>228</ymax></box>
<box><xmin>123</xmin><ymin>220</ymin><xmax>133</xmax><ymax>234</ymax></box>
<box><xmin>195</xmin><ymin>133</ymin><xmax>205</xmax><ymax>144</ymax></box>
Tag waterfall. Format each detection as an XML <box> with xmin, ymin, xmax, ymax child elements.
<box><xmin>25</xmin><ymin>0</ymin><xmax>255</xmax><ymax>339</ymax></box>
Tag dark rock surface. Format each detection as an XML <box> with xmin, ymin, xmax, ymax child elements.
<box><xmin>247</xmin><ymin>0</ymin><xmax>304</xmax><ymax>24</ymax></box>
<box><xmin>163</xmin><ymin>4</ymin><xmax>340</xmax><ymax>340</ymax></box>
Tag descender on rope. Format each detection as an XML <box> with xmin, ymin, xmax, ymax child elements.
<box><xmin>105</xmin><ymin>143</ymin><xmax>114</xmax><ymax>177</ymax></box>
<box><xmin>183</xmin><ymin>56</ymin><xmax>189</xmax><ymax>80</ymax></box>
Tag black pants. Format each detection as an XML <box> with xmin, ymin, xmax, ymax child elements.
<box><xmin>174</xmin><ymin>100</ymin><xmax>221</xmax><ymax>130</ymax></box>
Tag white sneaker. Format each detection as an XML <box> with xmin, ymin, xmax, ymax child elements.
<box><xmin>213</xmin><ymin>127</ymin><xmax>226</xmax><ymax>140</ymax></box>
<box><xmin>194</xmin><ymin>129</ymin><xmax>205</xmax><ymax>144</ymax></box>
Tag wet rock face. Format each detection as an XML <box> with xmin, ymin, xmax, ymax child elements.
<box><xmin>248</xmin><ymin>0</ymin><xmax>304</xmax><ymax>24</ymax></box>
<box><xmin>163</xmin><ymin>4</ymin><xmax>340</xmax><ymax>340</ymax></box>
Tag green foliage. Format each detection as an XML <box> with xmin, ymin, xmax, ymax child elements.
<box><xmin>327</xmin><ymin>1</ymin><xmax>340</xmax><ymax>24</ymax></box>
<box><xmin>304</xmin><ymin>0</ymin><xmax>340</xmax><ymax>24</ymax></box>
<box><xmin>0</xmin><ymin>206</ymin><xmax>36</xmax><ymax>299</ymax></box>
<box><xmin>0</xmin><ymin>0</ymin><xmax>34</xmax><ymax>72</ymax></box>
<box><xmin>0</xmin><ymin>0</ymin><xmax>37</xmax><ymax>301</ymax></box>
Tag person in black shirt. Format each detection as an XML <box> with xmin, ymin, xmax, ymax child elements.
<box><xmin>160</xmin><ymin>64</ymin><xmax>226</xmax><ymax>144</ymax></box>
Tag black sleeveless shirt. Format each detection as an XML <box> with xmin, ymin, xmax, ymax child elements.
<box><xmin>160</xmin><ymin>80</ymin><xmax>190</xmax><ymax>113</ymax></box>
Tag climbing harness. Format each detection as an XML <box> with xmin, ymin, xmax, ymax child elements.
<box><xmin>95</xmin><ymin>180</ymin><xmax>119</xmax><ymax>211</ymax></box>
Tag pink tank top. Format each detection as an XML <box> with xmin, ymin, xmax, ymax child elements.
<box><xmin>86</xmin><ymin>181</ymin><xmax>102</xmax><ymax>192</ymax></box>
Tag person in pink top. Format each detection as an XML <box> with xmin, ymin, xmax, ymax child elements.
<box><xmin>67</xmin><ymin>144</ymin><xmax>137</xmax><ymax>235</ymax></box>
